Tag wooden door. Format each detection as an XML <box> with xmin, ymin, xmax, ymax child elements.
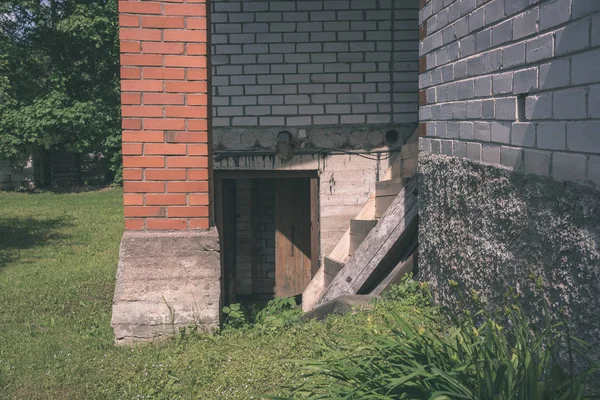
<box><xmin>220</xmin><ymin>179</ymin><xmax>237</xmax><ymax>306</ymax></box>
<box><xmin>275</xmin><ymin>178</ymin><xmax>312</xmax><ymax>297</ymax></box>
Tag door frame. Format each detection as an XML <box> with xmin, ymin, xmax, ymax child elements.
<box><xmin>214</xmin><ymin>170</ymin><xmax>320</xmax><ymax>305</ymax></box>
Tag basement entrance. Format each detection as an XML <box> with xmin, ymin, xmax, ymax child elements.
<box><xmin>215</xmin><ymin>171</ymin><xmax>319</xmax><ymax>305</ymax></box>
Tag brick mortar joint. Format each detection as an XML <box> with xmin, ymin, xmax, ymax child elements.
<box><xmin>420</xmin><ymin>6</ymin><xmax>600</xmax><ymax>56</ymax></box>
<box><xmin>421</xmin><ymin>1</ymin><xmax>544</xmax><ymax>38</ymax></box>
<box><xmin>421</xmin><ymin>138</ymin><xmax>599</xmax><ymax>185</ymax></box>
<box><xmin>418</xmin><ymin>44</ymin><xmax>600</xmax><ymax>90</ymax></box>
<box><xmin>420</xmin><ymin>134</ymin><xmax>600</xmax><ymax>158</ymax></box>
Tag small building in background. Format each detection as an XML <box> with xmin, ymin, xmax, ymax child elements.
<box><xmin>0</xmin><ymin>148</ymin><xmax>111</xmax><ymax>190</ymax></box>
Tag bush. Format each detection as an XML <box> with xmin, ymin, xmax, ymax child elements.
<box><xmin>254</xmin><ymin>297</ymin><xmax>304</xmax><ymax>332</ymax></box>
<box><xmin>280</xmin><ymin>293</ymin><xmax>598</xmax><ymax>400</ymax></box>
<box><xmin>381</xmin><ymin>273</ymin><xmax>431</xmax><ymax>308</ymax></box>
<box><xmin>222</xmin><ymin>297</ymin><xmax>304</xmax><ymax>333</ymax></box>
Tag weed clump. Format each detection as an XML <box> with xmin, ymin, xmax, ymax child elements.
<box><xmin>280</xmin><ymin>282</ymin><xmax>599</xmax><ymax>400</ymax></box>
<box><xmin>222</xmin><ymin>296</ymin><xmax>304</xmax><ymax>333</ymax></box>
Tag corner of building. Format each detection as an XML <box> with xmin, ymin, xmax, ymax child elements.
<box><xmin>114</xmin><ymin>0</ymin><xmax>219</xmax><ymax>344</ymax></box>
<box><xmin>416</xmin><ymin>0</ymin><xmax>600</xmax><ymax>365</ymax></box>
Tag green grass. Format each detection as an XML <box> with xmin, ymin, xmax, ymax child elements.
<box><xmin>0</xmin><ymin>189</ymin><xmax>432</xmax><ymax>399</ymax></box>
<box><xmin>0</xmin><ymin>189</ymin><xmax>123</xmax><ymax>398</ymax></box>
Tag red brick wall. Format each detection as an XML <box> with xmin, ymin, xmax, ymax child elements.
<box><xmin>119</xmin><ymin>0</ymin><xmax>210</xmax><ymax>231</ymax></box>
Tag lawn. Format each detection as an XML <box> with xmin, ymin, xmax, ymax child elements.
<box><xmin>0</xmin><ymin>188</ymin><xmax>431</xmax><ymax>399</ymax></box>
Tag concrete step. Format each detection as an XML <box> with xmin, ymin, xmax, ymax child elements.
<box><xmin>376</xmin><ymin>178</ymin><xmax>404</xmax><ymax>197</ymax></box>
<box><xmin>301</xmin><ymin>256</ymin><xmax>345</xmax><ymax>312</ymax></box>
<box><xmin>319</xmin><ymin>177</ymin><xmax>419</xmax><ymax>305</ymax></box>
<box><xmin>349</xmin><ymin>219</ymin><xmax>378</xmax><ymax>256</ymax></box>
<box><xmin>324</xmin><ymin>256</ymin><xmax>344</xmax><ymax>287</ymax></box>
<box><xmin>375</xmin><ymin>178</ymin><xmax>405</xmax><ymax>219</ymax></box>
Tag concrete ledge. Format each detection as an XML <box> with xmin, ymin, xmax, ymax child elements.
<box><xmin>213</xmin><ymin>123</ymin><xmax>415</xmax><ymax>152</ymax></box>
<box><xmin>111</xmin><ymin>229</ymin><xmax>221</xmax><ymax>345</ymax></box>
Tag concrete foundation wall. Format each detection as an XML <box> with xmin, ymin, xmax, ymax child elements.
<box><xmin>418</xmin><ymin>0</ymin><xmax>600</xmax><ymax>184</ymax></box>
<box><xmin>112</xmin><ymin>231</ymin><xmax>221</xmax><ymax>344</ymax></box>
<box><xmin>211</xmin><ymin>0</ymin><xmax>419</xmax><ymax>127</ymax></box>
<box><xmin>418</xmin><ymin>152</ymin><xmax>600</xmax><ymax>364</ymax></box>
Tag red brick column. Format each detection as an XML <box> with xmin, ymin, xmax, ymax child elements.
<box><xmin>119</xmin><ymin>0</ymin><xmax>210</xmax><ymax>231</ymax></box>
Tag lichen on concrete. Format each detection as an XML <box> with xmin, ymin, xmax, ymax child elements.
<box><xmin>418</xmin><ymin>152</ymin><xmax>600</xmax><ymax>364</ymax></box>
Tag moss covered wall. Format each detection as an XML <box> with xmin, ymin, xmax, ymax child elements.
<box><xmin>418</xmin><ymin>152</ymin><xmax>600</xmax><ymax>362</ymax></box>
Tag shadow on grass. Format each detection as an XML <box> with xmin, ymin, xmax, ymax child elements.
<box><xmin>0</xmin><ymin>217</ymin><xmax>72</xmax><ymax>269</ymax></box>
<box><xmin>18</xmin><ymin>185</ymin><xmax>115</xmax><ymax>195</ymax></box>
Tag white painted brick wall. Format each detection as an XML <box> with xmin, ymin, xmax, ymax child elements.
<box><xmin>211</xmin><ymin>0</ymin><xmax>419</xmax><ymax>127</ymax></box>
<box><xmin>419</xmin><ymin>0</ymin><xmax>600</xmax><ymax>185</ymax></box>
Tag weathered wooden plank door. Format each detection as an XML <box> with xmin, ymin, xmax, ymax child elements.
<box><xmin>275</xmin><ymin>178</ymin><xmax>312</xmax><ymax>297</ymax></box>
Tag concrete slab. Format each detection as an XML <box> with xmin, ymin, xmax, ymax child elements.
<box><xmin>302</xmin><ymin>295</ymin><xmax>379</xmax><ymax>322</ymax></box>
<box><xmin>111</xmin><ymin>230</ymin><xmax>221</xmax><ymax>345</ymax></box>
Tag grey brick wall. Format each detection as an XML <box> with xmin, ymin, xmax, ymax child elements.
<box><xmin>418</xmin><ymin>0</ymin><xmax>600</xmax><ymax>186</ymax></box>
<box><xmin>234</xmin><ymin>179</ymin><xmax>276</xmax><ymax>296</ymax></box>
<box><xmin>257</xmin><ymin>179</ymin><xmax>276</xmax><ymax>294</ymax></box>
<box><xmin>211</xmin><ymin>0</ymin><xmax>419</xmax><ymax>127</ymax></box>
<box><xmin>235</xmin><ymin>180</ymin><xmax>252</xmax><ymax>295</ymax></box>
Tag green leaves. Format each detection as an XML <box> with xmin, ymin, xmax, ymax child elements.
<box><xmin>222</xmin><ymin>297</ymin><xmax>304</xmax><ymax>333</ymax></box>
<box><xmin>221</xmin><ymin>302</ymin><xmax>250</xmax><ymax>331</ymax></box>
<box><xmin>286</xmin><ymin>291</ymin><xmax>599</xmax><ymax>400</ymax></box>
<box><xmin>0</xmin><ymin>0</ymin><xmax>121</xmax><ymax>180</ymax></box>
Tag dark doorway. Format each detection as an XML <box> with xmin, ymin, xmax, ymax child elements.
<box><xmin>215</xmin><ymin>171</ymin><xmax>319</xmax><ymax>306</ymax></box>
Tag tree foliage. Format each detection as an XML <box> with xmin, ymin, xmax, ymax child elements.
<box><xmin>0</xmin><ymin>0</ymin><xmax>121</xmax><ymax>181</ymax></box>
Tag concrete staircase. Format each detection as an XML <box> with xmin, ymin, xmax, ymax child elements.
<box><xmin>348</xmin><ymin>179</ymin><xmax>407</xmax><ymax>256</ymax></box>
<box><xmin>302</xmin><ymin>132</ymin><xmax>419</xmax><ymax>311</ymax></box>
